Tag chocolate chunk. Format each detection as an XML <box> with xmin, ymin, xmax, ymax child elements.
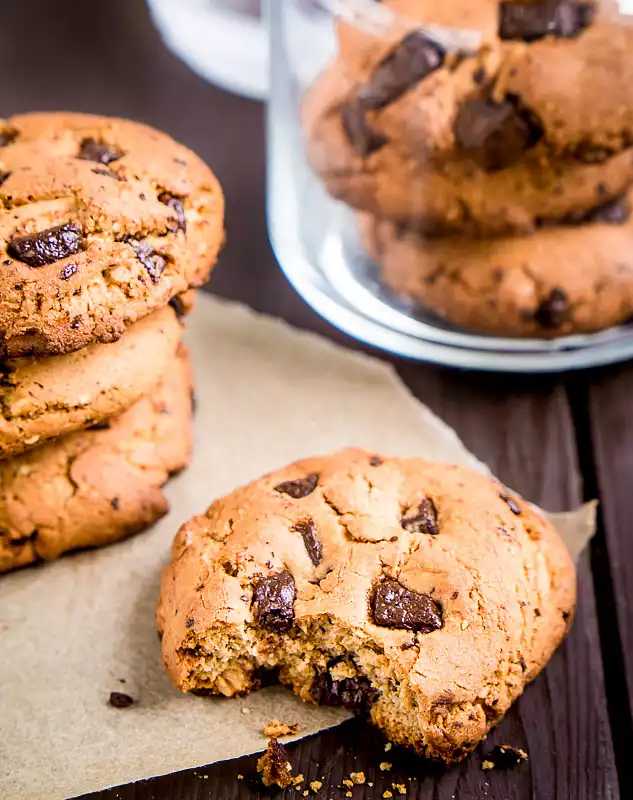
<box><xmin>169</xmin><ymin>295</ymin><xmax>187</xmax><ymax>318</ymax></box>
<box><xmin>371</xmin><ymin>579</ymin><xmax>443</xmax><ymax>632</ymax></box>
<box><xmin>293</xmin><ymin>518</ymin><xmax>322</xmax><ymax>566</ymax></box>
<box><xmin>126</xmin><ymin>239</ymin><xmax>167</xmax><ymax>284</ymax></box>
<box><xmin>0</xmin><ymin>127</ymin><xmax>18</xmax><ymax>147</ymax></box>
<box><xmin>310</xmin><ymin>667</ymin><xmax>379</xmax><ymax>712</ymax></box>
<box><xmin>500</xmin><ymin>494</ymin><xmax>521</xmax><ymax>515</ymax></box>
<box><xmin>0</xmin><ymin>171</ymin><xmax>10</xmax><ymax>186</ymax></box>
<box><xmin>108</xmin><ymin>691</ymin><xmax>134</xmax><ymax>708</ymax></box>
<box><xmin>59</xmin><ymin>263</ymin><xmax>78</xmax><ymax>281</ymax></box>
<box><xmin>251</xmin><ymin>570</ymin><xmax>296</xmax><ymax>632</ymax></box>
<box><xmin>535</xmin><ymin>288</ymin><xmax>568</xmax><ymax>328</ymax></box>
<box><xmin>369</xmin><ymin>455</ymin><xmax>384</xmax><ymax>467</ymax></box>
<box><xmin>78</xmin><ymin>137</ymin><xmax>123</xmax><ymax>165</ymax></box>
<box><xmin>7</xmin><ymin>222</ymin><xmax>84</xmax><ymax>267</ymax></box>
<box><xmin>485</xmin><ymin>744</ymin><xmax>529</xmax><ymax>768</ymax></box>
<box><xmin>454</xmin><ymin>99</ymin><xmax>543</xmax><ymax>171</ymax></box>
<box><xmin>341</xmin><ymin>102</ymin><xmax>387</xmax><ymax>157</ymax></box>
<box><xmin>499</xmin><ymin>0</ymin><xmax>594</xmax><ymax>42</ymax></box>
<box><xmin>357</xmin><ymin>31</ymin><xmax>445</xmax><ymax>110</ymax></box>
<box><xmin>91</xmin><ymin>167</ymin><xmax>125</xmax><ymax>182</ymax></box>
<box><xmin>110</xmin><ymin>497</ymin><xmax>120</xmax><ymax>511</ymax></box>
<box><xmin>186</xmin><ymin>617</ymin><xmax>195</xmax><ymax>628</ymax></box>
<box><xmin>274</xmin><ymin>473</ymin><xmax>318</xmax><ymax>499</ymax></box>
<box><xmin>401</xmin><ymin>497</ymin><xmax>439</xmax><ymax>535</ymax></box>
<box><xmin>519</xmin><ymin>657</ymin><xmax>527</xmax><ymax>672</ymax></box>
<box><xmin>158</xmin><ymin>192</ymin><xmax>187</xmax><ymax>233</ymax></box>
<box><xmin>584</xmin><ymin>195</ymin><xmax>630</xmax><ymax>224</ymax></box>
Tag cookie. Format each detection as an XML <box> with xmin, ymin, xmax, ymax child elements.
<box><xmin>157</xmin><ymin>449</ymin><xmax>575</xmax><ymax>764</ymax></box>
<box><xmin>0</xmin><ymin>346</ymin><xmax>192</xmax><ymax>573</ymax></box>
<box><xmin>304</xmin><ymin>3</ymin><xmax>633</xmax><ymax>233</ymax></box>
<box><xmin>359</xmin><ymin>195</ymin><xmax>633</xmax><ymax>337</ymax></box>
<box><xmin>0</xmin><ymin>112</ymin><xmax>224</xmax><ymax>357</ymax></box>
<box><xmin>0</xmin><ymin>304</ymin><xmax>183</xmax><ymax>459</ymax></box>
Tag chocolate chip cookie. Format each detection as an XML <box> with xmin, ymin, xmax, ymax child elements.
<box><xmin>0</xmin><ymin>304</ymin><xmax>183</xmax><ymax>459</ymax></box>
<box><xmin>158</xmin><ymin>449</ymin><xmax>575</xmax><ymax>764</ymax></box>
<box><xmin>305</xmin><ymin>2</ymin><xmax>633</xmax><ymax>233</ymax></box>
<box><xmin>0</xmin><ymin>346</ymin><xmax>192</xmax><ymax>573</ymax></box>
<box><xmin>0</xmin><ymin>112</ymin><xmax>224</xmax><ymax>357</ymax></box>
<box><xmin>359</xmin><ymin>193</ymin><xmax>633</xmax><ymax>337</ymax></box>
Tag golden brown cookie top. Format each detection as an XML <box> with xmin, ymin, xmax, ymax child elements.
<box><xmin>159</xmin><ymin>448</ymin><xmax>576</xmax><ymax>711</ymax></box>
<box><xmin>0</xmin><ymin>112</ymin><xmax>224</xmax><ymax>356</ymax></box>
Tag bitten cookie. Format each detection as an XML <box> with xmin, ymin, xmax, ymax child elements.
<box><xmin>158</xmin><ymin>449</ymin><xmax>575</xmax><ymax>764</ymax></box>
<box><xmin>304</xmin><ymin>2</ymin><xmax>633</xmax><ymax>233</ymax></box>
<box><xmin>359</xmin><ymin>194</ymin><xmax>633</xmax><ymax>338</ymax></box>
<box><xmin>0</xmin><ymin>112</ymin><xmax>224</xmax><ymax>357</ymax></box>
<box><xmin>0</xmin><ymin>346</ymin><xmax>193</xmax><ymax>573</ymax></box>
<box><xmin>0</xmin><ymin>305</ymin><xmax>183</xmax><ymax>459</ymax></box>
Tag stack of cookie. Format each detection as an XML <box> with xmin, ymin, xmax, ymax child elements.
<box><xmin>304</xmin><ymin>0</ymin><xmax>633</xmax><ymax>337</ymax></box>
<box><xmin>0</xmin><ymin>112</ymin><xmax>224</xmax><ymax>573</ymax></box>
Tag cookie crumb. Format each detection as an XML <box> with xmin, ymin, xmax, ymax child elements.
<box><xmin>237</xmin><ymin>774</ymin><xmax>244</xmax><ymax>780</ymax></box>
<box><xmin>483</xmin><ymin>744</ymin><xmax>528</xmax><ymax>769</ymax></box>
<box><xmin>310</xmin><ymin>780</ymin><xmax>323</xmax><ymax>792</ymax></box>
<box><xmin>241</xmin><ymin>707</ymin><xmax>251</xmax><ymax>715</ymax></box>
<box><xmin>108</xmin><ymin>691</ymin><xmax>134</xmax><ymax>708</ymax></box>
<box><xmin>383</xmin><ymin>792</ymin><xmax>393</xmax><ymax>798</ymax></box>
<box><xmin>368</xmin><ymin>782</ymin><xmax>374</xmax><ymax>788</ymax></box>
<box><xmin>379</xmin><ymin>762</ymin><xmax>392</xmax><ymax>771</ymax></box>
<box><xmin>343</xmin><ymin>779</ymin><xmax>354</xmax><ymax>788</ymax></box>
<box><xmin>257</xmin><ymin>738</ymin><xmax>294</xmax><ymax>788</ymax></box>
<box><xmin>346</xmin><ymin>793</ymin><xmax>353</xmax><ymax>798</ymax></box>
<box><xmin>293</xmin><ymin>773</ymin><xmax>305</xmax><ymax>786</ymax></box>
<box><xmin>350</xmin><ymin>772</ymin><xmax>366</xmax><ymax>784</ymax></box>
<box><xmin>264</xmin><ymin>719</ymin><xmax>300</xmax><ymax>737</ymax></box>
<box><xmin>384</xmin><ymin>742</ymin><xmax>392</xmax><ymax>752</ymax></box>
<box><xmin>393</xmin><ymin>784</ymin><xmax>407</xmax><ymax>795</ymax></box>
<box><xmin>303</xmin><ymin>791</ymin><xmax>309</xmax><ymax>796</ymax></box>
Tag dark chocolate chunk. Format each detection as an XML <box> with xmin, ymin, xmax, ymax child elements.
<box><xmin>78</xmin><ymin>137</ymin><xmax>123</xmax><ymax>165</ymax></box>
<box><xmin>186</xmin><ymin>617</ymin><xmax>195</xmax><ymax>628</ymax></box>
<box><xmin>473</xmin><ymin>66</ymin><xmax>487</xmax><ymax>85</ymax></box>
<box><xmin>519</xmin><ymin>657</ymin><xmax>527</xmax><ymax>672</ymax></box>
<box><xmin>454</xmin><ymin>98</ymin><xmax>543</xmax><ymax>171</ymax></box>
<box><xmin>59</xmin><ymin>262</ymin><xmax>78</xmax><ymax>281</ymax></box>
<box><xmin>371</xmin><ymin>578</ymin><xmax>443</xmax><ymax>632</ymax></box>
<box><xmin>110</xmin><ymin>497</ymin><xmax>120</xmax><ymax>511</ymax></box>
<box><xmin>0</xmin><ymin>171</ymin><xmax>10</xmax><ymax>186</ymax></box>
<box><xmin>251</xmin><ymin>570</ymin><xmax>296</xmax><ymax>632</ymax></box>
<box><xmin>341</xmin><ymin>102</ymin><xmax>387</xmax><ymax>157</ymax></box>
<box><xmin>274</xmin><ymin>473</ymin><xmax>318</xmax><ymax>499</ymax></box>
<box><xmin>535</xmin><ymin>287</ymin><xmax>568</xmax><ymax>328</ymax></box>
<box><xmin>485</xmin><ymin>744</ymin><xmax>529</xmax><ymax>768</ymax></box>
<box><xmin>158</xmin><ymin>191</ymin><xmax>187</xmax><ymax>233</ymax></box>
<box><xmin>584</xmin><ymin>195</ymin><xmax>630</xmax><ymax>224</ymax></box>
<box><xmin>500</xmin><ymin>493</ymin><xmax>521</xmax><ymax>515</ymax></box>
<box><xmin>369</xmin><ymin>455</ymin><xmax>384</xmax><ymax>467</ymax></box>
<box><xmin>7</xmin><ymin>222</ymin><xmax>84</xmax><ymax>267</ymax></box>
<box><xmin>70</xmin><ymin>317</ymin><xmax>82</xmax><ymax>329</ymax></box>
<box><xmin>499</xmin><ymin>0</ymin><xmax>594</xmax><ymax>42</ymax></box>
<box><xmin>293</xmin><ymin>518</ymin><xmax>322</xmax><ymax>566</ymax></box>
<box><xmin>91</xmin><ymin>167</ymin><xmax>125</xmax><ymax>182</ymax></box>
<box><xmin>0</xmin><ymin>127</ymin><xmax>18</xmax><ymax>147</ymax></box>
<box><xmin>108</xmin><ymin>691</ymin><xmax>134</xmax><ymax>708</ymax></box>
<box><xmin>357</xmin><ymin>31</ymin><xmax>445</xmax><ymax>110</ymax></box>
<box><xmin>401</xmin><ymin>497</ymin><xmax>439</xmax><ymax>535</ymax></box>
<box><xmin>310</xmin><ymin>666</ymin><xmax>379</xmax><ymax>712</ymax></box>
<box><xmin>126</xmin><ymin>239</ymin><xmax>167</xmax><ymax>284</ymax></box>
<box><xmin>169</xmin><ymin>295</ymin><xmax>187</xmax><ymax>318</ymax></box>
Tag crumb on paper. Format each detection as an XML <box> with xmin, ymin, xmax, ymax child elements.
<box><xmin>379</xmin><ymin>762</ymin><xmax>392</xmax><ymax>771</ymax></box>
<box><xmin>482</xmin><ymin>744</ymin><xmax>528</xmax><ymax>770</ymax></box>
<box><xmin>108</xmin><ymin>691</ymin><xmax>134</xmax><ymax>708</ymax></box>
<box><xmin>350</xmin><ymin>772</ymin><xmax>366</xmax><ymax>784</ymax></box>
<box><xmin>384</xmin><ymin>742</ymin><xmax>392</xmax><ymax>752</ymax></box>
<box><xmin>257</xmin><ymin>738</ymin><xmax>294</xmax><ymax>788</ymax></box>
<box><xmin>310</xmin><ymin>780</ymin><xmax>323</xmax><ymax>792</ymax></box>
<box><xmin>241</xmin><ymin>707</ymin><xmax>251</xmax><ymax>715</ymax></box>
<box><xmin>264</xmin><ymin>719</ymin><xmax>301</xmax><ymax>737</ymax></box>
<box><xmin>393</xmin><ymin>784</ymin><xmax>407</xmax><ymax>795</ymax></box>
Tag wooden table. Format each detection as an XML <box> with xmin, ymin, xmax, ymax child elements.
<box><xmin>0</xmin><ymin>1</ymin><xmax>630</xmax><ymax>798</ymax></box>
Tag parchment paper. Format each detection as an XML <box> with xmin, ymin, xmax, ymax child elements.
<box><xmin>0</xmin><ymin>293</ymin><xmax>595</xmax><ymax>800</ymax></box>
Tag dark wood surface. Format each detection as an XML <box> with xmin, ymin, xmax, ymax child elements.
<box><xmin>0</xmin><ymin>1</ymin><xmax>630</xmax><ymax>798</ymax></box>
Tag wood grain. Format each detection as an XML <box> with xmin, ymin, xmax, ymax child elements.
<box><xmin>0</xmin><ymin>0</ymin><xmax>622</xmax><ymax>797</ymax></box>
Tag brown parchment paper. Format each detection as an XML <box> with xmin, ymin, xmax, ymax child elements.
<box><xmin>0</xmin><ymin>293</ymin><xmax>595</xmax><ymax>800</ymax></box>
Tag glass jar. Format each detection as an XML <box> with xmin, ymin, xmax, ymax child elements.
<box><xmin>267</xmin><ymin>0</ymin><xmax>633</xmax><ymax>371</ymax></box>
